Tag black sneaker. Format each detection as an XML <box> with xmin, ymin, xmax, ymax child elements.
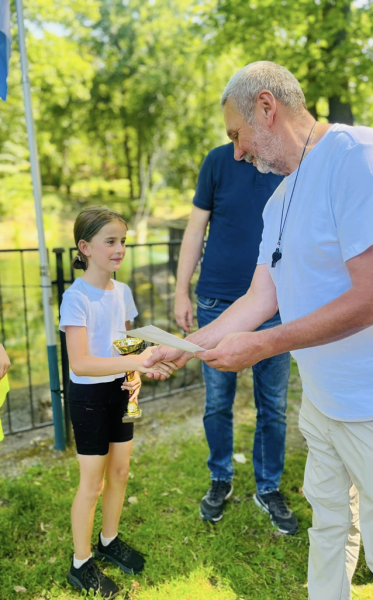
<box><xmin>253</xmin><ymin>490</ymin><xmax>298</xmax><ymax>535</ymax></box>
<box><xmin>67</xmin><ymin>556</ymin><xmax>119</xmax><ymax>598</ymax></box>
<box><xmin>95</xmin><ymin>534</ymin><xmax>145</xmax><ymax>574</ymax></box>
<box><xmin>200</xmin><ymin>480</ymin><xmax>233</xmax><ymax>522</ymax></box>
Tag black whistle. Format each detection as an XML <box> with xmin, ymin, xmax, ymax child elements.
<box><xmin>271</xmin><ymin>249</ymin><xmax>282</xmax><ymax>268</ymax></box>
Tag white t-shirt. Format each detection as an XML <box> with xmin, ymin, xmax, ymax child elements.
<box><xmin>258</xmin><ymin>123</ymin><xmax>373</xmax><ymax>422</ymax></box>
<box><xmin>59</xmin><ymin>278</ymin><xmax>138</xmax><ymax>384</ymax></box>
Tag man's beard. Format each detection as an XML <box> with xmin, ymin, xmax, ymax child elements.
<box><xmin>243</xmin><ymin>121</ymin><xmax>286</xmax><ymax>176</ymax></box>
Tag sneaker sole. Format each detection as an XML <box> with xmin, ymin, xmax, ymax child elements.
<box><xmin>253</xmin><ymin>493</ymin><xmax>298</xmax><ymax>536</ymax></box>
<box><xmin>67</xmin><ymin>572</ymin><xmax>119</xmax><ymax>598</ymax></box>
<box><xmin>94</xmin><ymin>550</ymin><xmax>144</xmax><ymax>575</ymax></box>
<box><xmin>199</xmin><ymin>485</ymin><xmax>234</xmax><ymax>523</ymax></box>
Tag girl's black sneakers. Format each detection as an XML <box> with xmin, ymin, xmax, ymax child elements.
<box><xmin>95</xmin><ymin>534</ymin><xmax>145</xmax><ymax>574</ymax></box>
<box><xmin>67</xmin><ymin>557</ymin><xmax>119</xmax><ymax>598</ymax></box>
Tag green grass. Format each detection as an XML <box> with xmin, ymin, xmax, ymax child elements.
<box><xmin>0</xmin><ymin>421</ymin><xmax>371</xmax><ymax>599</ymax></box>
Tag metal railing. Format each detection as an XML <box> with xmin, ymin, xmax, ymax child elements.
<box><xmin>0</xmin><ymin>242</ymin><xmax>202</xmax><ymax>440</ymax></box>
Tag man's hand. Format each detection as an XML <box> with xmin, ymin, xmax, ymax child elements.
<box><xmin>0</xmin><ymin>344</ymin><xmax>11</xmax><ymax>379</ymax></box>
<box><xmin>174</xmin><ymin>292</ymin><xmax>194</xmax><ymax>333</ymax></box>
<box><xmin>137</xmin><ymin>347</ymin><xmax>177</xmax><ymax>380</ymax></box>
<box><xmin>195</xmin><ymin>332</ymin><xmax>267</xmax><ymax>372</ymax></box>
<box><xmin>144</xmin><ymin>346</ymin><xmax>192</xmax><ymax>379</ymax></box>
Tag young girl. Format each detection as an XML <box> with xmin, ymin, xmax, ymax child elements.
<box><xmin>59</xmin><ymin>206</ymin><xmax>174</xmax><ymax>598</ymax></box>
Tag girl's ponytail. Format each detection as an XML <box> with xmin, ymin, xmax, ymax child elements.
<box><xmin>72</xmin><ymin>251</ymin><xmax>88</xmax><ymax>271</ymax></box>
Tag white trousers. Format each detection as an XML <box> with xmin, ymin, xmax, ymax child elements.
<box><xmin>299</xmin><ymin>393</ymin><xmax>373</xmax><ymax>600</ymax></box>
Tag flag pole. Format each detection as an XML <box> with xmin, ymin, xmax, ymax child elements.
<box><xmin>15</xmin><ymin>0</ymin><xmax>65</xmax><ymax>450</ymax></box>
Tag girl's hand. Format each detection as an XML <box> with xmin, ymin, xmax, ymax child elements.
<box><xmin>136</xmin><ymin>348</ymin><xmax>177</xmax><ymax>379</ymax></box>
<box><xmin>121</xmin><ymin>371</ymin><xmax>142</xmax><ymax>404</ymax></box>
<box><xmin>139</xmin><ymin>346</ymin><xmax>155</xmax><ymax>362</ymax></box>
<box><xmin>142</xmin><ymin>360</ymin><xmax>177</xmax><ymax>379</ymax></box>
<box><xmin>143</xmin><ymin>345</ymin><xmax>189</xmax><ymax>379</ymax></box>
<box><xmin>0</xmin><ymin>344</ymin><xmax>11</xmax><ymax>379</ymax></box>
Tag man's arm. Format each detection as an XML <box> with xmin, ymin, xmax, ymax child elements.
<box><xmin>198</xmin><ymin>245</ymin><xmax>373</xmax><ymax>371</ymax></box>
<box><xmin>187</xmin><ymin>263</ymin><xmax>278</xmax><ymax>347</ymax></box>
<box><xmin>174</xmin><ymin>206</ymin><xmax>211</xmax><ymax>332</ymax></box>
<box><xmin>144</xmin><ymin>263</ymin><xmax>278</xmax><ymax>373</ymax></box>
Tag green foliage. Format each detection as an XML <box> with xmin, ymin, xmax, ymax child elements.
<box><xmin>1</xmin><ymin>0</ymin><xmax>230</xmax><ymax>209</ymax></box>
<box><xmin>211</xmin><ymin>0</ymin><xmax>373</xmax><ymax>124</ymax></box>
<box><xmin>1</xmin><ymin>0</ymin><xmax>373</xmax><ymax>224</ymax></box>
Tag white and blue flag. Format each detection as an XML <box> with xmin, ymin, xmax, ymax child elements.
<box><xmin>0</xmin><ymin>0</ymin><xmax>11</xmax><ymax>101</ymax></box>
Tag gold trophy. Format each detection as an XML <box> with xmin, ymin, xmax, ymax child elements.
<box><xmin>113</xmin><ymin>337</ymin><xmax>145</xmax><ymax>422</ymax></box>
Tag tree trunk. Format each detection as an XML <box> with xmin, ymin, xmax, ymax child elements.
<box><xmin>324</xmin><ymin>0</ymin><xmax>354</xmax><ymax>125</ymax></box>
<box><xmin>328</xmin><ymin>96</ymin><xmax>354</xmax><ymax>125</ymax></box>
<box><xmin>137</xmin><ymin>130</ymin><xmax>142</xmax><ymax>198</ymax></box>
<box><xmin>308</xmin><ymin>105</ymin><xmax>318</xmax><ymax>120</ymax></box>
<box><xmin>138</xmin><ymin>153</ymin><xmax>148</xmax><ymax>208</ymax></box>
<box><xmin>62</xmin><ymin>142</ymin><xmax>71</xmax><ymax>196</ymax></box>
<box><xmin>147</xmin><ymin>152</ymin><xmax>153</xmax><ymax>189</ymax></box>
<box><xmin>123</xmin><ymin>127</ymin><xmax>134</xmax><ymax>200</ymax></box>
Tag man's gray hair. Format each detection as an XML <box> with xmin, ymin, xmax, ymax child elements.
<box><xmin>221</xmin><ymin>61</ymin><xmax>306</xmax><ymax>122</ymax></box>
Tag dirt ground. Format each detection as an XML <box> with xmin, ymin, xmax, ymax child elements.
<box><xmin>0</xmin><ymin>366</ymin><xmax>305</xmax><ymax>479</ymax></box>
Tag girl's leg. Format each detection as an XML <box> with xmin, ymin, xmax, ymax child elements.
<box><xmin>102</xmin><ymin>440</ymin><xmax>133</xmax><ymax>537</ymax></box>
<box><xmin>72</xmin><ymin>453</ymin><xmax>108</xmax><ymax>559</ymax></box>
<box><xmin>96</xmin><ymin>439</ymin><xmax>144</xmax><ymax>575</ymax></box>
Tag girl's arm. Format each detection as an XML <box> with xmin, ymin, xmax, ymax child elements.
<box><xmin>65</xmin><ymin>326</ymin><xmax>173</xmax><ymax>377</ymax></box>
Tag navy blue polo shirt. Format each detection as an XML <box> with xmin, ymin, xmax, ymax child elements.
<box><xmin>194</xmin><ymin>142</ymin><xmax>283</xmax><ymax>302</ymax></box>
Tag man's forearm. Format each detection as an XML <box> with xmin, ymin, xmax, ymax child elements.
<box><xmin>256</xmin><ymin>287</ymin><xmax>373</xmax><ymax>359</ymax></box>
<box><xmin>186</xmin><ymin>288</ymin><xmax>277</xmax><ymax>350</ymax></box>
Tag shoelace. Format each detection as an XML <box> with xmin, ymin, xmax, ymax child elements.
<box><xmin>81</xmin><ymin>559</ymin><xmax>106</xmax><ymax>588</ymax></box>
<box><xmin>266</xmin><ymin>491</ymin><xmax>289</xmax><ymax>516</ymax></box>
<box><xmin>110</xmin><ymin>538</ymin><xmax>135</xmax><ymax>561</ymax></box>
<box><xmin>111</xmin><ymin>537</ymin><xmax>147</xmax><ymax>561</ymax></box>
<box><xmin>209</xmin><ymin>480</ymin><xmax>230</xmax><ymax>503</ymax></box>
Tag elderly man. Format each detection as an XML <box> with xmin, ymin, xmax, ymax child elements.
<box><xmin>145</xmin><ymin>61</ymin><xmax>373</xmax><ymax>600</ymax></box>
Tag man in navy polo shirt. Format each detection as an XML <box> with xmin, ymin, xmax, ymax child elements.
<box><xmin>174</xmin><ymin>142</ymin><xmax>296</xmax><ymax>533</ymax></box>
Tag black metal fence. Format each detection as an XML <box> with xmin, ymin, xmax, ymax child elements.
<box><xmin>0</xmin><ymin>242</ymin><xmax>202</xmax><ymax>439</ymax></box>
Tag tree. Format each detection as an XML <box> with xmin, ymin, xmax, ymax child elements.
<box><xmin>209</xmin><ymin>0</ymin><xmax>373</xmax><ymax>124</ymax></box>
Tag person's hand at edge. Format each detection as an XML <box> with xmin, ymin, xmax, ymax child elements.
<box><xmin>0</xmin><ymin>344</ymin><xmax>11</xmax><ymax>379</ymax></box>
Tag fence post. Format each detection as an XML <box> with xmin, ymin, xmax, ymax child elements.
<box><xmin>53</xmin><ymin>248</ymin><xmax>72</xmax><ymax>445</ymax></box>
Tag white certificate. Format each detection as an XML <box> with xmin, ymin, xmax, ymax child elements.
<box><xmin>119</xmin><ymin>325</ymin><xmax>206</xmax><ymax>353</ymax></box>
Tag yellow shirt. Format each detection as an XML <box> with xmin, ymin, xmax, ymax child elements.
<box><xmin>0</xmin><ymin>374</ymin><xmax>10</xmax><ymax>442</ymax></box>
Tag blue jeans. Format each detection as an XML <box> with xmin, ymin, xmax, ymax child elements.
<box><xmin>197</xmin><ymin>295</ymin><xmax>291</xmax><ymax>494</ymax></box>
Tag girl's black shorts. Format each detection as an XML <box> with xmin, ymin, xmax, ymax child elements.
<box><xmin>68</xmin><ymin>377</ymin><xmax>134</xmax><ymax>456</ymax></box>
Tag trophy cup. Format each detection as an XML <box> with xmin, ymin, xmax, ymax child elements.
<box><xmin>113</xmin><ymin>337</ymin><xmax>145</xmax><ymax>422</ymax></box>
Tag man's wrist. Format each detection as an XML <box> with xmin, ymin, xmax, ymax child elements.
<box><xmin>175</xmin><ymin>288</ymin><xmax>189</xmax><ymax>297</ymax></box>
<box><xmin>252</xmin><ymin>327</ymin><xmax>285</xmax><ymax>362</ymax></box>
<box><xmin>181</xmin><ymin>350</ymin><xmax>194</xmax><ymax>366</ymax></box>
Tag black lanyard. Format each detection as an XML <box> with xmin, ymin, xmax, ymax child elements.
<box><xmin>271</xmin><ymin>121</ymin><xmax>317</xmax><ymax>268</ymax></box>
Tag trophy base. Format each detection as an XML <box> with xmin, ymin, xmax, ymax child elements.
<box><xmin>122</xmin><ymin>408</ymin><xmax>142</xmax><ymax>423</ymax></box>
